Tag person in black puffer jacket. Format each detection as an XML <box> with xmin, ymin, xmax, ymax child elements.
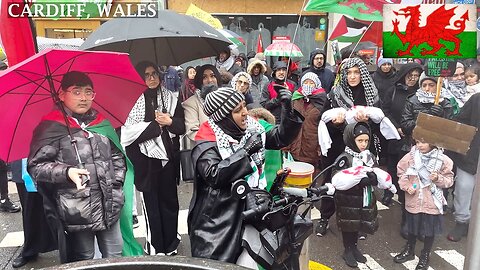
<box><xmin>28</xmin><ymin>71</ymin><xmax>127</xmax><ymax>263</ymax></box>
<box><xmin>401</xmin><ymin>73</ymin><xmax>454</xmax><ymax>149</ymax></box>
<box><xmin>333</xmin><ymin>122</ymin><xmax>379</xmax><ymax>268</ymax></box>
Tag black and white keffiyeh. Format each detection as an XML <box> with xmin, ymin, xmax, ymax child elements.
<box><xmin>121</xmin><ymin>87</ymin><xmax>178</xmax><ymax>163</ymax></box>
<box><xmin>208</xmin><ymin>116</ymin><xmax>267</xmax><ymax>188</ymax></box>
<box><xmin>416</xmin><ymin>89</ymin><xmax>444</xmax><ymax>104</ymax></box>
<box><xmin>406</xmin><ymin>146</ymin><xmax>446</xmax><ymax>214</ymax></box>
<box><xmin>332</xmin><ymin>58</ymin><xmax>379</xmax><ymax>109</ymax></box>
<box><xmin>345</xmin><ymin>147</ymin><xmax>375</xmax><ymax>167</ymax></box>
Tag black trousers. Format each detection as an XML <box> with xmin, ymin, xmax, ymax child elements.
<box><xmin>16</xmin><ymin>183</ymin><xmax>57</xmax><ymax>257</ymax></box>
<box><xmin>142</xmin><ymin>161</ymin><xmax>180</xmax><ymax>254</ymax></box>
<box><xmin>342</xmin><ymin>231</ymin><xmax>359</xmax><ymax>249</ymax></box>
<box><xmin>387</xmin><ymin>153</ymin><xmax>405</xmax><ymax>204</ymax></box>
<box><xmin>0</xmin><ymin>169</ymin><xmax>8</xmax><ymax>200</ymax></box>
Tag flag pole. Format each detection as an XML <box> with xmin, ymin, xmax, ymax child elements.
<box><xmin>284</xmin><ymin>0</ymin><xmax>308</xmax><ymax>79</ymax></box>
<box><xmin>349</xmin><ymin>21</ymin><xmax>374</xmax><ymax>58</ymax></box>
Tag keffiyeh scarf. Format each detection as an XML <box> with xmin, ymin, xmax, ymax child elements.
<box><xmin>331</xmin><ymin>58</ymin><xmax>379</xmax><ymax>109</ymax></box>
<box><xmin>409</xmin><ymin>147</ymin><xmax>446</xmax><ymax>214</ymax></box>
<box><xmin>208</xmin><ymin>116</ymin><xmax>267</xmax><ymax>189</ymax></box>
<box><xmin>121</xmin><ymin>87</ymin><xmax>178</xmax><ymax>164</ymax></box>
<box><xmin>416</xmin><ymin>89</ymin><xmax>444</xmax><ymax>104</ymax></box>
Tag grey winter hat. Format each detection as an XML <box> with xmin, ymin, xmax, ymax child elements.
<box><xmin>419</xmin><ymin>72</ymin><xmax>437</xmax><ymax>86</ymax></box>
<box><xmin>203</xmin><ymin>87</ymin><xmax>245</xmax><ymax>122</ymax></box>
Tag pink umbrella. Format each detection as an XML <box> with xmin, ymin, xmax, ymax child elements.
<box><xmin>0</xmin><ymin>49</ymin><xmax>146</xmax><ymax>162</ymax></box>
<box><xmin>264</xmin><ymin>42</ymin><xmax>303</xmax><ymax>58</ymax></box>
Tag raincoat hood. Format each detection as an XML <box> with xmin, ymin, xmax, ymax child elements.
<box><xmin>309</xmin><ymin>49</ymin><xmax>327</xmax><ymax>69</ymax></box>
<box><xmin>395</xmin><ymin>62</ymin><xmax>423</xmax><ymax>85</ymax></box>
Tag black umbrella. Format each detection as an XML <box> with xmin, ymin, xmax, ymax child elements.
<box><xmin>80</xmin><ymin>10</ymin><xmax>232</xmax><ymax>66</ymax></box>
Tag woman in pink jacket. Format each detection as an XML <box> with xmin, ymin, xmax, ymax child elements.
<box><xmin>394</xmin><ymin>140</ymin><xmax>454</xmax><ymax>270</ymax></box>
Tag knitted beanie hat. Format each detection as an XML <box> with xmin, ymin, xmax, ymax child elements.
<box><xmin>203</xmin><ymin>87</ymin><xmax>245</xmax><ymax>122</ymax></box>
<box><xmin>377</xmin><ymin>57</ymin><xmax>393</xmax><ymax>68</ymax></box>
<box><xmin>300</xmin><ymin>72</ymin><xmax>322</xmax><ymax>88</ymax></box>
<box><xmin>419</xmin><ymin>71</ymin><xmax>437</xmax><ymax>85</ymax></box>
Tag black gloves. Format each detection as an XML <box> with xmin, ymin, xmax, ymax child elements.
<box><xmin>359</xmin><ymin>171</ymin><xmax>378</xmax><ymax>187</ymax></box>
<box><xmin>243</xmin><ymin>133</ymin><xmax>263</xmax><ymax>156</ymax></box>
<box><xmin>275</xmin><ymin>84</ymin><xmax>292</xmax><ymax>112</ymax></box>
<box><xmin>428</xmin><ymin>104</ymin><xmax>444</xmax><ymax>117</ymax></box>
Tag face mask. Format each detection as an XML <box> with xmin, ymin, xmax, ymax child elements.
<box><xmin>302</xmin><ymin>84</ymin><xmax>315</xmax><ymax>96</ymax></box>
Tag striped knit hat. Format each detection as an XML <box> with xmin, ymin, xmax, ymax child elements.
<box><xmin>203</xmin><ymin>87</ymin><xmax>245</xmax><ymax>122</ymax></box>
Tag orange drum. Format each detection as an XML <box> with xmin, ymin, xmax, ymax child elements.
<box><xmin>283</xmin><ymin>162</ymin><xmax>314</xmax><ymax>188</ymax></box>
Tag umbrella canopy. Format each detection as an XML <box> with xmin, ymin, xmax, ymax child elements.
<box><xmin>264</xmin><ymin>42</ymin><xmax>303</xmax><ymax>58</ymax></box>
<box><xmin>218</xmin><ymin>29</ymin><xmax>245</xmax><ymax>47</ymax></box>
<box><xmin>80</xmin><ymin>10</ymin><xmax>232</xmax><ymax>66</ymax></box>
<box><xmin>0</xmin><ymin>49</ymin><xmax>146</xmax><ymax>162</ymax></box>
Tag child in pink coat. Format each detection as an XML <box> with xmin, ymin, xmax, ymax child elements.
<box><xmin>394</xmin><ymin>140</ymin><xmax>454</xmax><ymax>270</ymax></box>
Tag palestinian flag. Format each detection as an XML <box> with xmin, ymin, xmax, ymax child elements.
<box><xmin>329</xmin><ymin>16</ymin><xmax>369</xmax><ymax>43</ymax></box>
<box><xmin>383</xmin><ymin>4</ymin><xmax>477</xmax><ymax>58</ymax></box>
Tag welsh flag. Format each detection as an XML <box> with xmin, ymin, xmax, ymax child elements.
<box><xmin>305</xmin><ymin>0</ymin><xmax>424</xmax><ymax>21</ymax></box>
<box><xmin>383</xmin><ymin>4</ymin><xmax>477</xmax><ymax>58</ymax></box>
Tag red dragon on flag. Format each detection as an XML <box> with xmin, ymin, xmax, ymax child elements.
<box><xmin>383</xmin><ymin>4</ymin><xmax>476</xmax><ymax>58</ymax></box>
<box><xmin>392</xmin><ymin>5</ymin><xmax>468</xmax><ymax>56</ymax></box>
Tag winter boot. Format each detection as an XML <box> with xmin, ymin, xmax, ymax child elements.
<box><xmin>352</xmin><ymin>245</ymin><xmax>367</xmax><ymax>263</ymax></box>
<box><xmin>415</xmin><ymin>250</ymin><xmax>430</xmax><ymax>270</ymax></box>
<box><xmin>447</xmin><ymin>222</ymin><xmax>469</xmax><ymax>242</ymax></box>
<box><xmin>393</xmin><ymin>243</ymin><xmax>415</xmax><ymax>263</ymax></box>
<box><xmin>342</xmin><ymin>247</ymin><xmax>358</xmax><ymax>268</ymax></box>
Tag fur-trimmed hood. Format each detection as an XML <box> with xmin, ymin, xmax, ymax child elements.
<box><xmin>247</xmin><ymin>59</ymin><xmax>267</xmax><ymax>74</ymax></box>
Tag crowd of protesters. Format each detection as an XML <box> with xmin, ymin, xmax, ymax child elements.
<box><xmin>2</xmin><ymin>45</ymin><xmax>480</xmax><ymax>270</ymax></box>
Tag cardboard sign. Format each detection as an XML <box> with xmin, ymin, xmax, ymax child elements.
<box><xmin>425</xmin><ymin>59</ymin><xmax>458</xmax><ymax>77</ymax></box>
<box><xmin>413</xmin><ymin>112</ymin><xmax>477</xmax><ymax>154</ymax></box>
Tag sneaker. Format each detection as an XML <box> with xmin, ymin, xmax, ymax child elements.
<box><xmin>358</xmin><ymin>232</ymin><xmax>367</xmax><ymax>240</ymax></box>
<box><xmin>0</xmin><ymin>199</ymin><xmax>21</xmax><ymax>213</ymax></box>
<box><xmin>342</xmin><ymin>248</ymin><xmax>358</xmax><ymax>268</ymax></box>
<box><xmin>315</xmin><ymin>218</ymin><xmax>329</xmax><ymax>237</ymax></box>
<box><xmin>132</xmin><ymin>215</ymin><xmax>139</xmax><ymax>229</ymax></box>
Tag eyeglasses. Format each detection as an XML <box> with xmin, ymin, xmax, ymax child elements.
<box><xmin>407</xmin><ymin>74</ymin><xmax>420</xmax><ymax>80</ymax></box>
<box><xmin>65</xmin><ymin>88</ymin><xmax>96</xmax><ymax>100</ymax></box>
<box><xmin>144</xmin><ymin>71</ymin><xmax>160</xmax><ymax>80</ymax></box>
<box><xmin>237</xmin><ymin>80</ymin><xmax>249</xmax><ymax>85</ymax></box>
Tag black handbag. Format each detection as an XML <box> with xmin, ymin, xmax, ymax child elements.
<box><xmin>180</xmin><ymin>149</ymin><xmax>194</xmax><ymax>182</ymax></box>
<box><xmin>180</xmin><ymin>135</ymin><xmax>195</xmax><ymax>182</ymax></box>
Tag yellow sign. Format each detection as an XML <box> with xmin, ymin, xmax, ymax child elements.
<box><xmin>185</xmin><ymin>3</ymin><xmax>222</xmax><ymax>29</ymax></box>
<box><xmin>315</xmin><ymin>30</ymin><xmax>325</xmax><ymax>41</ymax></box>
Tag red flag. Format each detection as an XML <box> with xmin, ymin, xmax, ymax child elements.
<box><xmin>0</xmin><ymin>0</ymin><xmax>37</xmax><ymax>66</ymax></box>
<box><xmin>360</xmin><ymin>21</ymin><xmax>383</xmax><ymax>47</ymax></box>
<box><xmin>256</xmin><ymin>33</ymin><xmax>263</xmax><ymax>53</ymax></box>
